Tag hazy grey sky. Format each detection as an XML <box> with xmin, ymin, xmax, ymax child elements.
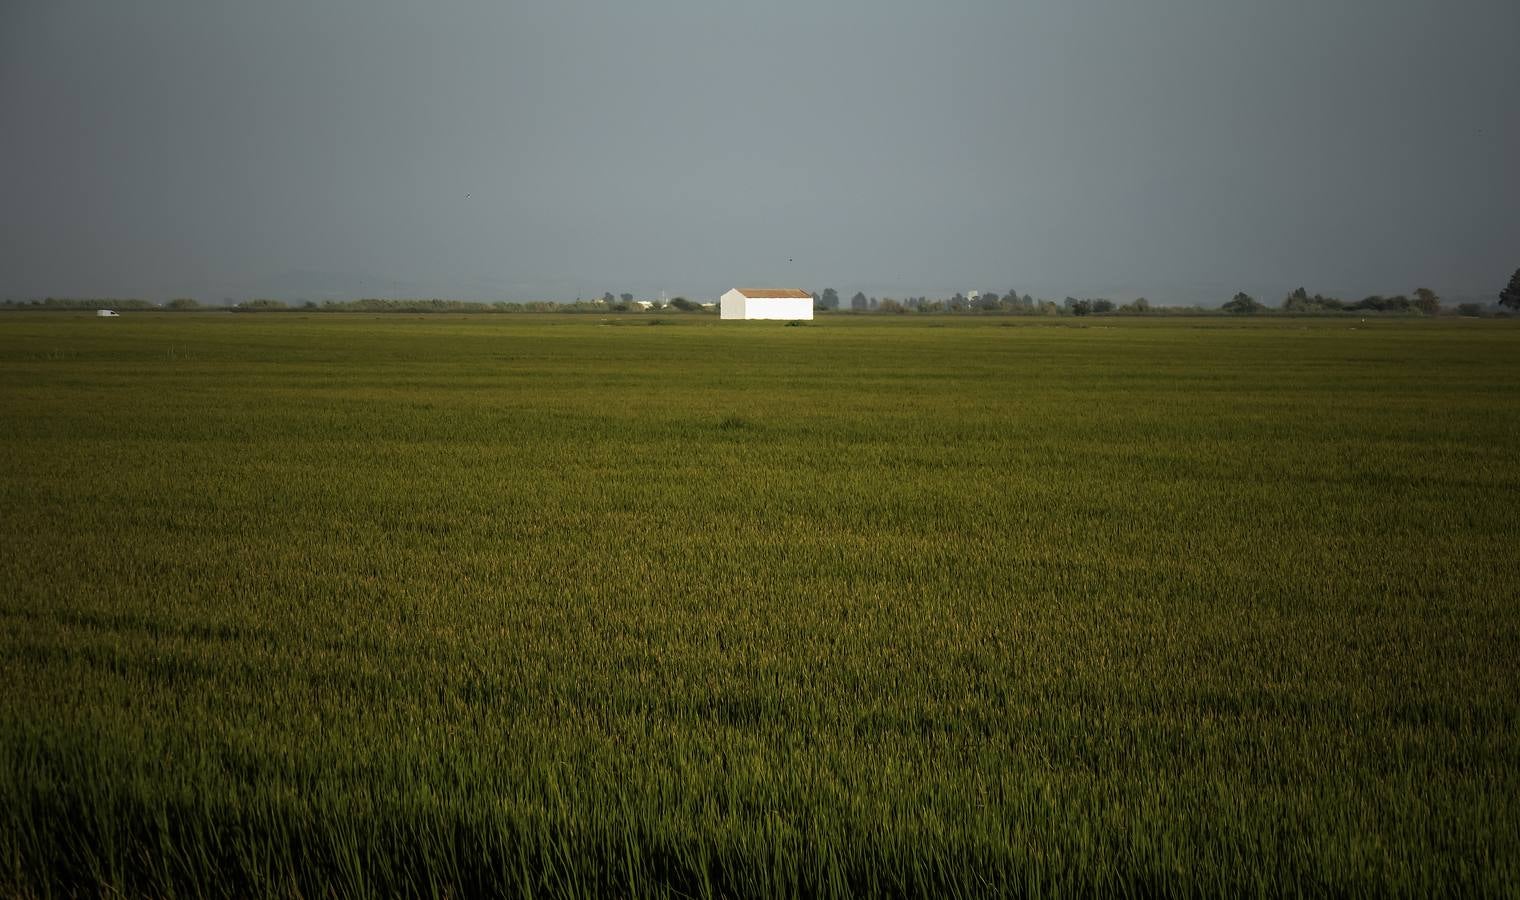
<box><xmin>2</xmin><ymin>0</ymin><xmax>1517</xmax><ymax>305</ymax></box>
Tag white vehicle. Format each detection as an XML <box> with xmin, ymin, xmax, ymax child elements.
<box><xmin>96</xmin><ymin>309</ymin><xmax>119</xmax><ymax>317</ymax></box>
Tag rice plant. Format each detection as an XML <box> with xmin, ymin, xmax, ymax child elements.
<box><xmin>1</xmin><ymin>313</ymin><xmax>1516</xmax><ymax>896</ymax></box>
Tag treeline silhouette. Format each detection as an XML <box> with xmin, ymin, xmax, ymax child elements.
<box><xmin>5</xmin><ymin>280</ymin><xmax>1517</xmax><ymax>316</ymax></box>
<box><xmin>0</xmin><ymin>297</ymin><xmax>704</xmax><ymax>314</ymax></box>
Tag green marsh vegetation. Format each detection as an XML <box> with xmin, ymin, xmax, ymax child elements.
<box><xmin>1</xmin><ymin>314</ymin><xmax>1517</xmax><ymax>896</ymax></box>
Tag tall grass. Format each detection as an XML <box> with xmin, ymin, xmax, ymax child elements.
<box><xmin>1</xmin><ymin>314</ymin><xmax>1517</xmax><ymax>896</ymax></box>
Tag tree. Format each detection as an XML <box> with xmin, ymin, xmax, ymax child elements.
<box><xmin>669</xmin><ymin>296</ymin><xmax>696</xmax><ymax>311</ymax></box>
<box><xmin>1091</xmin><ymin>299</ymin><xmax>1115</xmax><ymax>313</ymax></box>
<box><xmin>1000</xmin><ymin>289</ymin><xmax>1031</xmax><ymax>313</ymax></box>
<box><xmin>601</xmin><ymin>292</ymin><xmax>615</xmax><ymax>304</ymax></box>
<box><xmin>1412</xmin><ymin>287</ymin><xmax>1440</xmax><ymax>315</ymax></box>
<box><xmin>166</xmin><ymin>298</ymin><xmax>200</xmax><ymax>310</ymax></box>
<box><xmin>620</xmin><ymin>293</ymin><xmax>634</xmax><ymax>305</ymax></box>
<box><xmin>1501</xmin><ymin>269</ymin><xmax>1520</xmax><ymax>311</ymax></box>
<box><xmin>1281</xmin><ymin>287</ymin><xmax>1347</xmax><ymax>313</ymax></box>
<box><xmin>850</xmin><ymin>291</ymin><xmax>868</xmax><ymax>311</ymax></box>
<box><xmin>1349</xmin><ymin>294</ymin><xmax>1414</xmax><ymax>313</ymax></box>
<box><xmin>1221</xmin><ymin>292</ymin><xmax>1264</xmax><ymax>314</ymax></box>
<box><xmin>819</xmin><ymin>288</ymin><xmax>840</xmax><ymax>310</ymax></box>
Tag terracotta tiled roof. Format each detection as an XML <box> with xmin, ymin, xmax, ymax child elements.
<box><xmin>735</xmin><ymin>289</ymin><xmax>812</xmax><ymax>299</ymax></box>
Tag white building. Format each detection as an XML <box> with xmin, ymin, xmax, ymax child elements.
<box><xmin>96</xmin><ymin>309</ymin><xmax>119</xmax><ymax>317</ymax></box>
<box><xmin>720</xmin><ymin>288</ymin><xmax>814</xmax><ymax>321</ymax></box>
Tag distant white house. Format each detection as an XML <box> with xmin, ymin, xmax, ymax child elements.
<box><xmin>96</xmin><ymin>309</ymin><xmax>119</xmax><ymax>317</ymax></box>
<box><xmin>720</xmin><ymin>288</ymin><xmax>813</xmax><ymax>321</ymax></box>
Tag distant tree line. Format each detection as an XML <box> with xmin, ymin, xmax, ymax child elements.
<box><xmin>1</xmin><ymin>297</ymin><xmax>160</xmax><ymax>310</ymax></box>
<box><xmin>1273</xmin><ymin>286</ymin><xmax>1442</xmax><ymax>315</ymax></box>
<box><xmin>805</xmin><ymin>282</ymin><xmax>1517</xmax><ymax>317</ymax></box>
<box><xmin>815</xmin><ymin>289</ymin><xmax>1068</xmax><ymax>315</ymax></box>
<box><xmin>0</xmin><ymin>297</ymin><xmax>716</xmax><ymax>314</ymax></box>
<box><xmin>251</xmin><ymin>297</ymin><xmax>715</xmax><ymax>314</ymax></box>
<box><xmin>7</xmin><ymin>270</ymin><xmax>1520</xmax><ymax>316</ymax></box>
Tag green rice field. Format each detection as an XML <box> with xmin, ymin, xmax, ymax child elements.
<box><xmin>2</xmin><ymin>313</ymin><xmax>1517</xmax><ymax>897</ymax></box>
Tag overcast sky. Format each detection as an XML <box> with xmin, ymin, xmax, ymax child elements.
<box><xmin>2</xmin><ymin>0</ymin><xmax>1517</xmax><ymax>305</ymax></box>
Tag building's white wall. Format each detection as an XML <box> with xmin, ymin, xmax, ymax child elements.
<box><xmin>720</xmin><ymin>290</ymin><xmax>814</xmax><ymax>320</ymax></box>
<box><xmin>720</xmin><ymin>289</ymin><xmax>746</xmax><ymax>319</ymax></box>
<box><xmin>740</xmin><ymin>297</ymin><xmax>813</xmax><ymax>320</ymax></box>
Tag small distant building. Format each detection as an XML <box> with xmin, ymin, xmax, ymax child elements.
<box><xmin>720</xmin><ymin>288</ymin><xmax>813</xmax><ymax>321</ymax></box>
<box><xmin>96</xmin><ymin>309</ymin><xmax>119</xmax><ymax>317</ymax></box>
